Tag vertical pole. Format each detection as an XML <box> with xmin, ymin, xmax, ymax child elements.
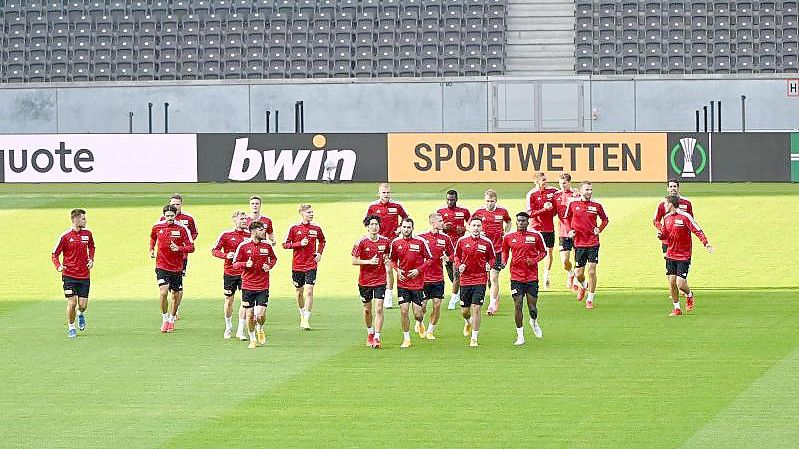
<box><xmin>299</xmin><ymin>100</ymin><xmax>304</xmax><ymax>133</ymax></box>
<box><xmin>266</xmin><ymin>110</ymin><xmax>270</xmax><ymax>133</ymax></box>
<box><xmin>275</xmin><ymin>110</ymin><xmax>279</xmax><ymax>133</ymax></box>
<box><xmin>710</xmin><ymin>101</ymin><xmax>715</xmax><ymax>133</ymax></box>
<box><xmin>294</xmin><ymin>101</ymin><xmax>300</xmax><ymax>133</ymax></box>
<box><xmin>741</xmin><ymin>95</ymin><xmax>746</xmax><ymax>132</ymax></box>
<box><xmin>129</xmin><ymin>112</ymin><xmax>134</xmax><ymax>133</ymax></box>
<box><xmin>703</xmin><ymin>106</ymin><xmax>708</xmax><ymax>132</ymax></box>
<box><xmin>148</xmin><ymin>102</ymin><xmax>153</xmax><ymax>133</ymax></box>
<box><xmin>695</xmin><ymin>110</ymin><xmax>700</xmax><ymax>132</ymax></box>
<box><xmin>716</xmin><ymin>100</ymin><xmax>721</xmax><ymax>132</ymax></box>
<box><xmin>164</xmin><ymin>102</ymin><xmax>169</xmax><ymax>134</ymax></box>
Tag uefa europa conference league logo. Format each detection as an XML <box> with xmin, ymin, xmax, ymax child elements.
<box><xmin>671</xmin><ymin>137</ymin><xmax>707</xmax><ymax>178</ymax></box>
<box><xmin>227</xmin><ymin>134</ymin><xmax>357</xmax><ymax>181</ymax></box>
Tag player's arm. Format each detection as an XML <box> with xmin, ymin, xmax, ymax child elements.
<box><xmin>211</xmin><ymin>233</ymin><xmax>228</xmax><ymax>259</ymax></box>
<box><xmin>687</xmin><ymin>216</ymin><xmax>712</xmax><ymax>251</ymax></box>
<box><xmin>500</xmin><ymin>236</ymin><xmax>510</xmax><ymax>268</ymax></box>
<box><xmin>653</xmin><ymin>203</ymin><xmax>665</xmax><ymax>234</ymax></box>
<box><xmin>266</xmin><ymin>246</ymin><xmax>278</xmax><ymax>270</ymax></box>
<box><xmin>416</xmin><ymin>241</ymin><xmax>434</xmax><ymax>274</ymax></box>
<box><xmin>180</xmin><ymin>229</ymin><xmax>195</xmax><ymax>253</ymax></box>
<box><xmin>231</xmin><ymin>242</ymin><xmax>248</xmax><ymax>269</ymax></box>
<box><xmin>597</xmin><ymin>205</ymin><xmax>609</xmax><ymax>233</ymax></box>
<box><xmin>504</xmin><ymin>211</ymin><xmax>512</xmax><ymax>232</ymax></box>
<box><xmin>87</xmin><ymin>232</ymin><xmax>96</xmax><ymax>268</ymax></box>
<box><xmin>149</xmin><ymin>226</ymin><xmax>158</xmax><ymax>257</ymax></box>
<box><xmin>281</xmin><ymin>226</ymin><xmax>296</xmax><ymax>249</ymax></box>
<box><xmin>398</xmin><ymin>203</ymin><xmax>408</xmax><ymax>219</ymax></box>
<box><xmin>52</xmin><ymin>235</ymin><xmax>65</xmax><ymax>271</ymax></box>
<box><xmin>535</xmin><ymin>234</ymin><xmax>547</xmax><ymax>263</ymax></box>
<box><xmin>316</xmin><ymin>228</ymin><xmax>326</xmax><ymax>255</ymax></box>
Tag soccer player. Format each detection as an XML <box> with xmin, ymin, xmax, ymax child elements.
<box><xmin>389</xmin><ymin>217</ymin><xmax>433</xmax><ymax>348</ymax></box>
<box><xmin>418</xmin><ymin>213</ymin><xmax>455</xmax><ymax>340</ymax></box>
<box><xmin>365</xmin><ymin>182</ymin><xmax>408</xmax><ymax>308</ymax></box>
<box><xmin>160</xmin><ymin>194</ymin><xmax>198</xmax><ymax>319</ymax></box>
<box><xmin>565</xmin><ymin>182</ymin><xmax>609</xmax><ymax>309</ymax></box>
<box><xmin>555</xmin><ymin>173</ymin><xmax>582</xmax><ymax>291</ymax></box>
<box><xmin>246</xmin><ymin>195</ymin><xmax>276</xmax><ymax>246</ymax></box>
<box><xmin>471</xmin><ymin>189</ymin><xmax>511</xmax><ymax>315</ymax></box>
<box><xmin>352</xmin><ymin>215</ymin><xmax>392</xmax><ymax>348</ymax></box>
<box><xmin>653</xmin><ymin>180</ymin><xmax>694</xmax><ymax>255</ymax></box>
<box><xmin>150</xmin><ymin>205</ymin><xmax>195</xmax><ymax>332</ymax></box>
<box><xmin>661</xmin><ymin>195</ymin><xmax>713</xmax><ymax>316</ymax></box>
<box><xmin>211</xmin><ymin>210</ymin><xmax>250</xmax><ymax>340</ymax></box>
<box><xmin>501</xmin><ymin>212</ymin><xmax>547</xmax><ymax>345</ymax></box>
<box><xmin>454</xmin><ymin>217</ymin><xmax>496</xmax><ymax>347</ymax></box>
<box><xmin>526</xmin><ymin>172</ymin><xmax>559</xmax><ymax>289</ymax></box>
<box><xmin>283</xmin><ymin>204</ymin><xmax>326</xmax><ymax>330</ymax></box>
<box><xmin>52</xmin><ymin>209</ymin><xmax>95</xmax><ymax>338</ymax></box>
<box><xmin>437</xmin><ymin>190</ymin><xmax>470</xmax><ymax>310</ymax></box>
<box><xmin>232</xmin><ymin>221</ymin><xmax>277</xmax><ymax>348</ymax></box>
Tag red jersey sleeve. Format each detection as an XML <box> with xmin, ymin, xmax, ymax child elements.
<box><xmin>87</xmin><ymin>232</ymin><xmax>96</xmax><ymax>260</ymax></box>
<box><xmin>653</xmin><ymin>202</ymin><xmax>666</xmax><ymax>231</ymax></box>
<box><xmin>535</xmin><ymin>232</ymin><xmax>547</xmax><ymax>262</ymax></box>
<box><xmin>281</xmin><ymin>225</ymin><xmax>296</xmax><ymax>249</ymax></box>
<box><xmin>445</xmin><ymin>235</ymin><xmax>455</xmax><ymax>259</ymax></box>
<box><xmin>266</xmin><ymin>245</ymin><xmax>278</xmax><ymax>270</ymax></box>
<box><xmin>52</xmin><ymin>234</ymin><xmax>65</xmax><ymax>269</ymax></box>
<box><xmin>316</xmin><ymin>227</ymin><xmax>326</xmax><ymax>255</ymax></box>
<box><xmin>149</xmin><ymin>225</ymin><xmax>158</xmax><ymax>251</ymax></box>
<box><xmin>686</xmin><ymin>201</ymin><xmax>694</xmax><ymax>217</ymax></box>
<box><xmin>598</xmin><ymin>203</ymin><xmax>609</xmax><ymax>231</ymax></box>
<box><xmin>187</xmin><ymin>216</ymin><xmax>198</xmax><ymax>240</ymax></box>
<box><xmin>180</xmin><ymin>227</ymin><xmax>195</xmax><ymax>254</ymax></box>
<box><xmin>231</xmin><ymin>241</ymin><xmax>249</xmax><ymax>269</ymax></box>
<box><xmin>501</xmin><ymin>234</ymin><xmax>510</xmax><ymax>267</ymax></box>
<box><xmin>503</xmin><ymin>209</ymin><xmax>512</xmax><ymax>225</ymax></box>
<box><xmin>212</xmin><ymin>232</ymin><xmax>228</xmax><ymax>259</ymax></box>
<box><xmin>418</xmin><ymin>238</ymin><xmax>434</xmax><ymax>273</ymax></box>
<box><xmin>686</xmin><ymin>215</ymin><xmax>709</xmax><ymax>246</ymax></box>
<box><xmin>351</xmin><ymin>240</ymin><xmax>362</xmax><ymax>258</ymax></box>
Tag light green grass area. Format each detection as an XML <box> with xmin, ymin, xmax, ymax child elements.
<box><xmin>0</xmin><ymin>182</ymin><xmax>797</xmax><ymax>449</ymax></box>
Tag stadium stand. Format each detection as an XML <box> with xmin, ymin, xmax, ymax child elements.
<box><xmin>575</xmin><ymin>0</ymin><xmax>799</xmax><ymax>74</ymax></box>
<box><xmin>0</xmin><ymin>0</ymin><xmax>507</xmax><ymax>81</ymax></box>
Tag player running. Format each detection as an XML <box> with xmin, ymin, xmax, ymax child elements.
<box><xmin>246</xmin><ymin>195</ymin><xmax>276</xmax><ymax>246</ymax></box>
<box><xmin>51</xmin><ymin>208</ymin><xmax>95</xmax><ymax>338</ymax></box>
<box><xmin>660</xmin><ymin>195</ymin><xmax>713</xmax><ymax>317</ymax></box>
<box><xmin>418</xmin><ymin>213</ymin><xmax>455</xmax><ymax>340</ymax></box>
<box><xmin>471</xmin><ymin>189</ymin><xmax>511</xmax><ymax>315</ymax></box>
<box><xmin>437</xmin><ymin>190</ymin><xmax>470</xmax><ymax>310</ymax></box>
<box><xmin>526</xmin><ymin>172</ymin><xmax>559</xmax><ymax>289</ymax></box>
<box><xmin>211</xmin><ymin>211</ymin><xmax>251</xmax><ymax>340</ymax></box>
<box><xmin>150</xmin><ymin>205</ymin><xmax>195</xmax><ymax>332</ymax></box>
<box><xmin>160</xmin><ymin>194</ymin><xmax>198</xmax><ymax>320</ymax></box>
<box><xmin>352</xmin><ymin>215</ymin><xmax>392</xmax><ymax>348</ymax></box>
<box><xmin>389</xmin><ymin>218</ymin><xmax>433</xmax><ymax>348</ymax></box>
<box><xmin>501</xmin><ymin>212</ymin><xmax>547</xmax><ymax>345</ymax></box>
<box><xmin>283</xmin><ymin>204</ymin><xmax>326</xmax><ymax>330</ymax></box>
<box><xmin>653</xmin><ymin>180</ymin><xmax>694</xmax><ymax>254</ymax></box>
<box><xmin>555</xmin><ymin>173</ymin><xmax>582</xmax><ymax>291</ymax></box>
<box><xmin>365</xmin><ymin>182</ymin><xmax>408</xmax><ymax>308</ymax></box>
<box><xmin>454</xmin><ymin>217</ymin><xmax>496</xmax><ymax>347</ymax></box>
<box><xmin>232</xmin><ymin>221</ymin><xmax>277</xmax><ymax>348</ymax></box>
<box><xmin>565</xmin><ymin>182</ymin><xmax>609</xmax><ymax>309</ymax></box>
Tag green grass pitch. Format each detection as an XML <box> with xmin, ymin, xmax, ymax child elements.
<box><xmin>1</xmin><ymin>182</ymin><xmax>797</xmax><ymax>449</ymax></box>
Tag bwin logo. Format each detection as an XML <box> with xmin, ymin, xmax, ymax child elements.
<box><xmin>228</xmin><ymin>135</ymin><xmax>357</xmax><ymax>181</ymax></box>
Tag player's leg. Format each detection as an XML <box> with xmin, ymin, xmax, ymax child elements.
<box><xmin>543</xmin><ymin>246</ymin><xmax>554</xmax><ymax>289</ymax></box>
<box><xmin>158</xmin><ymin>282</ymin><xmax>170</xmax><ymax>332</ymax></box>
<box><xmin>412</xmin><ymin>299</ymin><xmax>425</xmax><ymax>338</ymax></box>
<box><xmin>236</xmin><ymin>304</ymin><xmax>247</xmax><ymax>340</ymax></box>
<box><xmin>426</xmin><ymin>297</ymin><xmax>442</xmax><ymax>339</ymax></box>
<box><xmin>373</xmin><ymin>286</ymin><xmax>385</xmax><ymax>348</ymax></box>
<box><xmin>526</xmin><ymin>289</ymin><xmax>542</xmax><ymax>338</ymax></box>
<box><xmin>175</xmin><ymin>258</ymin><xmax>189</xmax><ymax>320</ymax></box>
<box><xmin>447</xmin><ymin>261</ymin><xmax>460</xmax><ymax>310</ymax></box>
<box><xmin>66</xmin><ymin>295</ymin><xmax>78</xmax><ymax>338</ymax></box>
<box><xmin>301</xmin><ymin>283</ymin><xmax>314</xmax><ymax>329</ymax></box>
<box><xmin>512</xmin><ymin>288</ymin><xmax>525</xmax><ymax>345</ymax></box>
<box><xmin>676</xmin><ymin>273</ymin><xmax>694</xmax><ymax>312</ymax></box>
<box><xmin>243</xmin><ymin>295</ymin><xmax>257</xmax><ymax>348</ymax></box>
<box><xmin>293</xmin><ymin>271</ymin><xmax>305</xmax><ymax>320</ymax></box>
<box><xmin>487</xmin><ymin>254</ymin><xmax>501</xmax><ymax>314</ymax></box>
<box><xmin>573</xmin><ymin>248</ymin><xmax>588</xmax><ymax>301</ymax></box>
<box><xmin>585</xmin><ymin>262</ymin><xmax>597</xmax><ymax>309</ymax></box>
<box><xmin>223</xmin><ymin>294</ymin><xmax>234</xmax><ymax>340</ymax></box>
<box><xmin>461</xmin><ymin>287</ymin><xmax>473</xmax><ymax>337</ymax></box>
<box><xmin>667</xmin><ymin>273</ymin><xmax>682</xmax><ymax>316</ymax></box>
<box><xmin>77</xmin><ymin>295</ymin><xmax>89</xmax><ymax>331</ymax></box>
<box><xmin>168</xmin><ymin>288</ymin><xmax>180</xmax><ymax>332</ymax></box>
<box><xmin>255</xmin><ymin>291</ymin><xmax>268</xmax><ymax>345</ymax></box>
<box><xmin>417</xmin><ymin>296</ymin><xmax>428</xmax><ymax>334</ymax></box>
<box><xmin>469</xmin><ymin>302</ymin><xmax>482</xmax><ymax>346</ymax></box>
<box><xmin>361</xmin><ymin>289</ymin><xmax>374</xmax><ymax>346</ymax></box>
<box><xmin>384</xmin><ymin>270</ymin><xmax>395</xmax><ymax>309</ymax></box>
<box><xmin>399</xmin><ymin>297</ymin><xmax>411</xmax><ymax>348</ymax></box>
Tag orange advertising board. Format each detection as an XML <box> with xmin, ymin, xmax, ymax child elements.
<box><xmin>387</xmin><ymin>133</ymin><xmax>667</xmax><ymax>182</ymax></box>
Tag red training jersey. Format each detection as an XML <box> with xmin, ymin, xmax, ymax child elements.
<box><xmin>245</xmin><ymin>215</ymin><xmax>274</xmax><ymax>236</ymax></box>
<box><xmin>150</xmin><ymin>221</ymin><xmax>195</xmax><ymax>272</ymax></box>
<box><xmin>662</xmin><ymin>210</ymin><xmax>708</xmax><ymax>261</ymax></box>
<box><xmin>526</xmin><ymin>186</ymin><xmax>559</xmax><ymax>233</ymax></box>
<box><xmin>389</xmin><ymin>236</ymin><xmax>433</xmax><ymax>290</ymax></box>
<box><xmin>454</xmin><ymin>234</ymin><xmax>495</xmax><ymax>287</ymax></box>
<box><xmin>52</xmin><ymin>228</ymin><xmax>95</xmax><ymax>279</ymax></box>
<box><xmin>282</xmin><ymin>222</ymin><xmax>326</xmax><ymax>271</ymax></box>
<box><xmin>501</xmin><ymin>230</ymin><xmax>547</xmax><ymax>283</ymax></box>
<box><xmin>565</xmin><ymin>199</ymin><xmax>609</xmax><ymax>248</ymax></box>
<box><xmin>351</xmin><ymin>235</ymin><xmax>391</xmax><ymax>287</ymax></box>
<box><xmin>471</xmin><ymin>206</ymin><xmax>511</xmax><ymax>252</ymax></box>
<box><xmin>365</xmin><ymin>200</ymin><xmax>408</xmax><ymax>239</ymax></box>
<box><xmin>418</xmin><ymin>231</ymin><xmax>455</xmax><ymax>283</ymax></box>
<box><xmin>211</xmin><ymin>228</ymin><xmax>250</xmax><ymax>276</ymax></box>
<box><xmin>653</xmin><ymin>197</ymin><xmax>694</xmax><ymax>243</ymax></box>
<box><xmin>555</xmin><ymin>189</ymin><xmax>581</xmax><ymax>238</ymax></box>
<box><xmin>232</xmin><ymin>239</ymin><xmax>277</xmax><ymax>290</ymax></box>
<box><xmin>159</xmin><ymin>212</ymin><xmax>198</xmax><ymax>240</ymax></box>
<box><xmin>437</xmin><ymin>205</ymin><xmax>471</xmax><ymax>243</ymax></box>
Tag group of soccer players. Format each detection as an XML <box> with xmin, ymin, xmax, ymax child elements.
<box><xmin>51</xmin><ymin>177</ymin><xmax>713</xmax><ymax>347</ymax></box>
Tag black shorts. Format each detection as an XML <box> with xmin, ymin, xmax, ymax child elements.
<box><xmin>223</xmin><ymin>274</ymin><xmax>242</xmax><ymax>297</ymax></box>
<box><xmin>359</xmin><ymin>284</ymin><xmax>387</xmax><ymax>303</ymax></box>
<box><xmin>445</xmin><ymin>261</ymin><xmax>460</xmax><ymax>283</ymax></box>
<box><xmin>156</xmin><ymin>268</ymin><xmax>183</xmax><ymax>292</ymax></box>
<box><xmin>460</xmin><ymin>285</ymin><xmax>486</xmax><ymax>307</ymax></box>
<box><xmin>242</xmin><ymin>289</ymin><xmax>269</xmax><ymax>308</ymax></box>
<box><xmin>541</xmin><ymin>231</ymin><xmax>555</xmax><ymax>249</ymax></box>
<box><xmin>292</xmin><ymin>269</ymin><xmax>317</xmax><ymax>288</ymax></box>
<box><xmin>397</xmin><ymin>288</ymin><xmax>424</xmax><ymax>305</ymax></box>
<box><xmin>574</xmin><ymin>246</ymin><xmax>600</xmax><ymax>268</ymax></box>
<box><xmin>182</xmin><ymin>258</ymin><xmax>189</xmax><ymax>276</ymax></box>
<box><xmin>510</xmin><ymin>280</ymin><xmax>539</xmax><ymax>298</ymax></box>
<box><xmin>662</xmin><ymin>244</ymin><xmax>668</xmax><ymax>254</ymax></box>
<box><xmin>62</xmin><ymin>276</ymin><xmax>90</xmax><ymax>298</ymax></box>
<box><xmin>666</xmin><ymin>258</ymin><xmax>691</xmax><ymax>279</ymax></box>
<box><xmin>423</xmin><ymin>281</ymin><xmax>445</xmax><ymax>300</ymax></box>
<box><xmin>559</xmin><ymin>237</ymin><xmax>574</xmax><ymax>252</ymax></box>
<box><xmin>491</xmin><ymin>252</ymin><xmax>503</xmax><ymax>271</ymax></box>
